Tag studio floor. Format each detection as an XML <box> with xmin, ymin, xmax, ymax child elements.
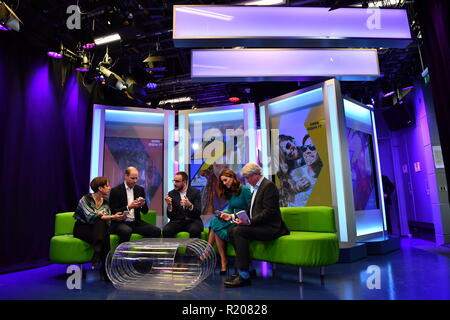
<box><xmin>1</xmin><ymin>238</ymin><xmax>449</xmax><ymax>300</ymax></box>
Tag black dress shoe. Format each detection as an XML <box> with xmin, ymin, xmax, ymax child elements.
<box><xmin>224</xmin><ymin>275</ymin><xmax>251</xmax><ymax>288</ymax></box>
<box><xmin>91</xmin><ymin>260</ymin><xmax>102</xmax><ymax>271</ymax></box>
<box><xmin>230</xmin><ymin>269</ymin><xmax>257</xmax><ymax>280</ymax></box>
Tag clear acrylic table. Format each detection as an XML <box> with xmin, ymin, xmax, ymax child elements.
<box><xmin>105</xmin><ymin>238</ymin><xmax>216</xmax><ymax>292</ymax></box>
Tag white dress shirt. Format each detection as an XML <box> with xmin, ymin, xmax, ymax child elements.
<box><xmin>125</xmin><ymin>182</ymin><xmax>135</xmax><ymax>221</ymax></box>
<box><xmin>249</xmin><ymin>176</ymin><xmax>265</xmax><ymax>218</ymax></box>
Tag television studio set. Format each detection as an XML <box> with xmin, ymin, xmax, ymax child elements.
<box><xmin>1</xmin><ymin>0</ymin><xmax>449</xmax><ymax>311</ymax></box>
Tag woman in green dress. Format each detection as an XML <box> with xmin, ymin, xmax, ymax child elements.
<box><xmin>208</xmin><ymin>169</ymin><xmax>252</xmax><ymax>274</ymax></box>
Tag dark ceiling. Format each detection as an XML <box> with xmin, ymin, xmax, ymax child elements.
<box><xmin>8</xmin><ymin>0</ymin><xmax>423</xmax><ymax>111</ymax></box>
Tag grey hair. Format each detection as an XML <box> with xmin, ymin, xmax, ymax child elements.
<box><xmin>242</xmin><ymin>162</ymin><xmax>262</xmax><ymax>176</ymax></box>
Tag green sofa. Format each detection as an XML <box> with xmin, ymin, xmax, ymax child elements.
<box><xmin>49</xmin><ymin>211</ymin><xmax>209</xmax><ymax>264</ymax></box>
<box><xmin>225</xmin><ymin>206</ymin><xmax>339</xmax><ymax>282</ymax></box>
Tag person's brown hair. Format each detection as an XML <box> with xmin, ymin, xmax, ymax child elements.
<box><xmin>218</xmin><ymin>169</ymin><xmax>242</xmax><ymax>200</ymax></box>
<box><xmin>90</xmin><ymin>177</ymin><xmax>109</xmax><ymax>193</ymax></box>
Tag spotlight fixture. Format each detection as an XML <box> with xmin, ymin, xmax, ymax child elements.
<box><xmin>99</xmin><ymin>66</ymin><xmax>127</xmax><ymax>91</ymax></box>
<box><xmin>47</xmin><ymin>51</ymin><xmax>63</xmax><ymax>59</ymax></box>
<box><xmin>144</xmin><ymin>55</ymin><xmax>166</xmax><ymax>74</ymax></box>
<box><xmin>146</xmin><ymin>82</ymin><xmax>158</xmax><ymax>90</ymax></box>
<box><xmin>75</xmin><ymin>54</ymin><xmax>90</xmax><ymax>72</ymax></box>
<box><xmin>0</xmin><ymin>1</ymin><xmax>23</xmax><ymax>32</ymax></box>
<box><xmin>47</xmin><ymin>44</ymin><xmax>75</xmax><ymax>60</ymax></box>
<box><xmin>228</xmin><ymin>97</ymin><xmax>240</xmax><ymax>103</ymax></box>
<box><xmin>106</xmin><ymin>74</ymin><xmax>127</xmax><ymax>90</ymax></box>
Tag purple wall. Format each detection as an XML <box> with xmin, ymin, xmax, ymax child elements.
<box><xmin>0</xmin><ymin>39</ymin><xmax>92</xmax><ymax>273</ymax></box>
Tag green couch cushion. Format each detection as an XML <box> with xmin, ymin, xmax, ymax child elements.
<box><xmin>226</xmin><ymin>231</ymin><xmax>339</xmax><ymax>267</ymax></box>
<box><xmin>54</xmin><ymin>212</ymin><xmax>77</xmax><ymax>236</ymax></box>
<box><xmin>140</xmin><ymin>210</ymin><xmax>157</xmax><ymax>226</ymax></box>
<box><xmin>54</xmin><ymin>211</ymin><xmax>157</xmax><ymax>235</ymax></box>
<box><xmin>110</xmin><ymin>233</ymin><xmax>145</xmax><ymax>252</ymax></box>
<box><xmin>176</xmin><ymin>229</ymin><xmax>210</xmax><ymax>241</ymax></box>
<box><xmin>280</xmin><ymin>206</ymin><xmax>336</xmax><ymax>233</ymax></box>
<box><xmin>49</xmin><ymin>235</ymin><xmax>93</xmax><ymax>264</ymax></box>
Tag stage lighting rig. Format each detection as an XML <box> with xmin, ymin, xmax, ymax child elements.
<box><xmin>0</xmin><ymin>1</ymin><xmax>23</xmax><ymax>31</ymax></box>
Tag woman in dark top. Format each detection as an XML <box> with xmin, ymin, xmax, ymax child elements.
<box><xmin>73</xmin><ymin>177</ymin><xmax>125</xmax><ymax>279</ymax></box>
<box><xmin>209</xmin><ymin>169</ymin><xmax>252</xmax><ymax>274</ymax></box>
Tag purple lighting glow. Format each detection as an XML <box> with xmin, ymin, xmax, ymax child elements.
<box><xmin>0</xmin><ymin>25</ymin><xmax>9</xmax><ymax>31</ymax></box>
<box><xmin>82</xmin><ymin>43</ymin><xmax>96</xmax><ymax>50</ymax></box>
<box><xmin>384</xmin><ymin>91</ymin><xmax>395</xmax><ymax>98</ymax></box>
<box><xmin>146</xmin><ymin>82</ymin><xmax>158</xmax><ymax>90</ymax></box>
<box><xmin>75</xmin><ymin>68</ymin><xmax>89</xmax><ymax>72</ymax></box>
<box><xmin>47</xmin><ymin>52</ymin><xmax>63</xmax><ymax>59</ymax></box>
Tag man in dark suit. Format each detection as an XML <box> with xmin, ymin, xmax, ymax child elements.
<box><xmin>221</xmin><ymin>163</ymin><xmax>289</xmax><ymax>288</ymax></box>
<box><xmin>109</xmin><ymin>167</ymin><xmax>161</xmax><ymax>244</ymax></box>
<box><xmin>163</xmin><ymin>171</ymin><xmax>203</xmax><ymax>238</ymax></box>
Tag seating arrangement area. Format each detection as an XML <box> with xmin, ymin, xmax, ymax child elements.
<box><xmin>49</xmin><ymin>211</ymin><xmax>209</xmax><ymax>264</ymax></box>
<box><xmin>49</xmin><ymin>206</ymin><xmax>339</xmax><ymax>282</ymax></box>
<box><xmin>225</xmin><ymin>206</ymin><xmax>340</xmax><ymax>282</ymax></box>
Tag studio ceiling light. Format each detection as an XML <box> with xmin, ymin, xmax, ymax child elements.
<box><xmin>0</xmin><ymin>1</ymin><xmax>23</xmax><ymax>32</ymax></box>
<box><xmin>94</xmin><ymin>33</ymin><xmax>121</xmax><ymax>46</ymax></box>
<box><xmin>158</xmin><ymin>97</ymin><xmax>192</xmax><ymax>105</ymax></box>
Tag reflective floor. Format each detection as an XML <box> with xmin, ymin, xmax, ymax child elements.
<box><xmin>1</xmin><ymin>238</ymin><xmax>449</xmax><ymax>300</ymax></box>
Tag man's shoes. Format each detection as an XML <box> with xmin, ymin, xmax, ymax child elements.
<box><xmin>91</xmin><ymin>260</ymin><xmax>102</xmax><ymax>271</ymax></box>
<box><xmin>224</xmin><ymin>275</ymin><xmax>251</xmax><ymax>288</ymax></box>
<box><xmin>230</xmin><ymin>269</ymin><xmax>257</xmax><ymax>280</ymax></box>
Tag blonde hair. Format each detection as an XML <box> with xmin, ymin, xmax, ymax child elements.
<box><xmin>241</xmin><ymin>163</ymin><xmax>262</xmax><ymax>176</ymax></box>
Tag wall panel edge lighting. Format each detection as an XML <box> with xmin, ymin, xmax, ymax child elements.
<box><xmin>371</xmin><ymin>110</ymin><xmax>387</xmax><ymax>235</ymax></box>
<box><xmin>245</xmin><ymin>104</ymin><xmax>257</xmax><ymax>164</ymax></box>
<box><xmin>165</xmin><ymin>112</ymin><xmax>175</xmax><ymax>204</ymax></box>
<box><xmin>191</xmin><ymin>49</ymin><xmax>380</xmax><ymax>82</ymax></box>
<box><xmin>178</xmin><ymin>113</ymin><xmax>186</xmax><ymax>173</ymax></box>
<box><xmin>259</xmin><ymin>105</ymin><xmax>270</xmax><ymax>178</ymax></box>
<box><xmin>90</xmin><ymin>105</ymin><xmax>105</xmax><ymax>184</ymax></box>
<box><xmin>326</xmin><ymin>83</ymin><xmax>350</xmax><ymax>243</ymax></box>
<box><xmin>174</xmin><ymin>6</ymin><xmax>411</xmax><ymax>48</ymax></box>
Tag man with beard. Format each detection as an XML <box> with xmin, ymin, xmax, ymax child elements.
<box><xmin>163</xmin><ymin>171</ymin><xmax>203</xmax><ymax>238</ymax></box>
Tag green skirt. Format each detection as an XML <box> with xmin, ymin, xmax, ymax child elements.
<box><xmin>209</xmin><ymin>216</ymin><xmax>235</xmax><ymax>241</ymax></box>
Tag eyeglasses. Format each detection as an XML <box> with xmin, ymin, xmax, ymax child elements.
<box><xmin>285</xmin><ymin>142</ymin><xmax>295</xmax><ymax>149</ymax></box>
<box><xmin>281</xmin><ymin>141</ymin><xmax>296</xmax><ymax>150</ymax></box>
<box><xmin>300</xmin><ymin>144</ymin><xmax>316</xmax><ymax>152</ymax></box>
<box><xmin>173</xmin><ymin>179</ymin><xmax>183</xmax><ymax>183</ymax></box>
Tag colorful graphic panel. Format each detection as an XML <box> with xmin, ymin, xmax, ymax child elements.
<box><xmin>272</xmin><ymin>105</ymin><xmax>331</xmax><ymax>207</ymax></box>
<box><xmin>347</xmin><ymin>128</ymin><xmax>379</xmax><ymax>211</ymax></box>
<box><xmin>103</xmin><ymin>137</ymin><xmax>164</xmax><ymax>214</ymax></box>
<box><xmin>189</xmin><ymin>121</ymin><xmax>245</xmax><ymax>215</ymax></box>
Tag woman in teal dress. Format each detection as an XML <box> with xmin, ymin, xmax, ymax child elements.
<box><xmin>209</xmin><ymin>169</ymin><xmax>252</xmax><ymax>274</ymax></box>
